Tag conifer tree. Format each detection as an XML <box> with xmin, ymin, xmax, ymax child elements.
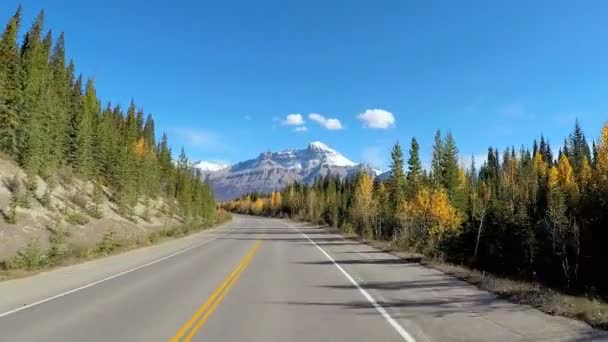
<box><xmin>0</xmin><ymin>6</ymin><xmax>22</xmax><ymax>157</ymax></box>
<box><xmin>406</xmin><ymin>137</ymin><xmax>422</xmax><ymax>195</ymax></box>
<box><xmin>47</xmin><ymin>32</ymin><xmax>70</xmax><ymax>170</ymax></box>
<box><xmin>440</xmin><ymin>132</ymin><xmax>461</xmax><ymax>201</ymax></box>
<box><xmin>388</xmin><ymin>141</ymin><xmax>406</xmax><ymax>211</ymax></box>
<box><xmin>18</xmin><ymin>11</ymin><xmax>47</xmax><ymax>172</ymax></box>
<box><xmin>72</xmin><ymin>79</ymin><xmax>98</xmax><ymax>177</ymax></box>
<box><xmin>431</xmin><ymin>130</ymin><xmax>443</xmax><ymax>185</ymax></box>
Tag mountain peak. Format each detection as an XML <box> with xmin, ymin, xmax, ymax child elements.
<box><xmin>305</xmin><ymin>141</ymin><xmax>355</xmax><ymax>167</ymax></box>
<box><xmin>205</xmin><ymin>142</ymin><xmax>372</xmax><ymax>200</ymax></box>
<box><xmin>307</xmin><ymin>141</ymin><xmax>332</xmax><ymax>151</ymax></box>
<box><xmin>193</xmin><ymin>160</ymin><xmax>229</xmax><ymax>172</ymax></box>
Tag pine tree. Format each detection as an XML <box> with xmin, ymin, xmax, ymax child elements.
<box><xmin>431</xmin><ymin>130</ymin><xmax>443</xmax><ymax>184</ymax></box>
<box><xmin>47</xmin><ymin>32</ymin><xmax>70</xmax><ymax>170</ymax></box>
<box><xmin>67</xmin><ymin>74</ymin><xmax>83</xmax><ymax>166</ymax></box>
<box><xmin>567</xmin><ymin>120</ymin><xmax>592</xmax><ymax>177</ymax></box>
<box><xmin>440</xmin><ymin>132</ymin><xmax>461</xmax><ymax>201</ymax></box>
<box><xmin>143</xmin><ymin>114</ymin><xmax>155</xmax><ymax>147</ymax></box>
<box><xmin>72</xmin><ymin>79</ymin><xmax>98</xmax><ymax>177</ymax></box>
<box><xmin>388</xmin><ymin>141</ymin><xmax>406</xmax><ymax>211</ymax></box>
<box><xmin>0</xmin><ymin>6</ymin><xmax>22</xmax><ymax>157</ymax></box>
<box><xmin>406</xmin><ymin>137</ymin><xmax>422</xmax><ymax>195</ymax></box>
<box><xmin>325</xmin><ymin>179</ymin><xmax>339</xmax><ymax>227</ymax></box>
<box><xmin>18</xmin><ymin>10</ymin><xmax>47</xmax><ymax>172</ymax></box>
<box><xmin>176</xmin><ymin>147</ymin><xmax>192</xmax><ymax>217</ymax></box>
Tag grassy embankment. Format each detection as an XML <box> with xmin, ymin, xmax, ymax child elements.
<box><xmin>0</xmin><ymin>210</ymin><xmax>232</xmax><ymax>281</ymax></box>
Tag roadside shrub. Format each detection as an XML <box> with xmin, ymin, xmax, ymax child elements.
<box><xmin>57</xmin><ymin>167</ymin><xmax>74</xmax><ymax>186</ymax></box>
<box><xmin>47</xmin><ymin>224</ymin><xmax>71</xmax><ymax>264</ymax></box>
<box><xmin>10</xmin><ymin>243</ymin><xmax>48</xmax><ymax>270</ymax></box>
<box><xmin>95</xmin><ymin>231</ymin><xmax>123</xmax><ymax>255</ymax></box>
<box><xmin>20</xmin><ymin>172</ymin><xmax>37</xmax><ymax>209</ymax></box>
<box><xmin>90</xmin><ymin>179</ymin><xmax>105</xmax><ymax>218</ymax></box>
<box><xmin>68</xmin><ymin>191</ymin><xmax>88</xmax><ymax>210</ymax></box>
<box><xmin>66</xmin><ymin>210</ymin><xmax>89</xmax><ymax>225</ymax></box>
<box><xmin>40</xmin><ymin>177</ymin><xmax>57</xmax><ymax>209</ymax></box>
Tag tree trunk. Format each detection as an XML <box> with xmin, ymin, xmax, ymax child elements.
<box><xmin>474</xmin><ymin>218</ymin><xmax>484</xmax><ymax>258</ymax></box>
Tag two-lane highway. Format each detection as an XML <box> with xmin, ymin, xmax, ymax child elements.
<box><xmin>0</xmin><ymin>215</ymin><xmax>604</xmax><ymax>341</ymax></box>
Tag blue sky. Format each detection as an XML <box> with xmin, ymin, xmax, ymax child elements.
<box><xmin>2</xmin><ymin>1</ymin><xmax>607</xmax><ymax>169</ymax></box>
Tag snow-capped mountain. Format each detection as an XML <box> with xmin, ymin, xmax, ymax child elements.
<box><xmin>204</xmin><ymin>142</ymin><xmax>375</xmax><ymax>200</ymax></box>
<box><xmin>193</xmin><ymin>160</ymin><xmax>229</xmax><ymax>173</ymax></box>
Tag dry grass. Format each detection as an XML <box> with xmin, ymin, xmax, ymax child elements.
<box><xmin>323</xmin><ymin>225</ymin><xmax>608</xmax><ymax>330</ymax></box>
<box><xmin>425</xmin><ymin>260</ymin><xmax>608</xmax><ymax>329</ymax></box>
<box><xmin>0</xmin><ymin>212</ymin><xmax>232</xmax><ymax>282</ymax></box>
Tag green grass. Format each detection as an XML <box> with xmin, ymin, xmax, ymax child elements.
<box><xmin>0</xmin><ymin>211</ymin><xmax>232</xmax><ymax>281</ymax></box>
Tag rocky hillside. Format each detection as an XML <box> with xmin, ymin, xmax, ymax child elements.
<box><xmin>0</xmin><ymin>158</ymin><xmax>188</xmax><ymax>261</ymax></box>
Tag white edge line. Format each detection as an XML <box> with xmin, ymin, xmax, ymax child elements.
<box><xmin>294</xmin><ymin>226</ymin><xmax>417</xmax><ymax>342</ymax></box>
<box><xmin>0</xmin><ymin>227</ymin><xmax>236</xmax><ymax>318</ymax></box>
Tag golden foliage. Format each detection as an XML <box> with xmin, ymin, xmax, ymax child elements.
<box><xmin>547</xmin><ymin>166</ymin><xmax>559</xmax><ymax>189</ymax></box>
<box><xmin>134</xmin><ymin>137</ymin><xmax>147</xmax><ymax>158</ymax></box>
<box><xmin>253</xmin><ymin>198</ymin><xmax>266</xmax><ymax>213</ymax></box>
<box><xmin>270</xmin><ymin>191</ymin><xmax>282</xmax><ymax>209</ymax></box>
<box><xmin>596</xmin><ymin>123</ymin><xmax>608</xmax><ymax>187</ymax></box>
<box><xmin>351</xmin><ymin>173</ymin><xmax>375</xmax><ymax>227</ymax></box>
<box><xmin>557</xmin><ymin>154</ymin><xmax>575</xmax><ymax>189</ymax></box>
<box><xmin>580</xmin><ymin>156</ymin><xmax>592</xmax><ymax>188</ymax></box>
<box><xmin>402</xmin><ymin>187</ymin><xmax>461</xmax><ymax>246</ymax></box>
<box><xmin>532</xmin><ymin>152</ymin><xmax>546</xmax><ymax>176</ymax></box>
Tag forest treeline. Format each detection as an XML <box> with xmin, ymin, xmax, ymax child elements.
<box><xmin>0</xmin><ymin>8</ymin><xmax>215</xmax><ymax>221</ymax></box>
<box><xmin>224</xmin><ymin>121</ymin><xmax>608</xmax><ymax>295</ymax></box>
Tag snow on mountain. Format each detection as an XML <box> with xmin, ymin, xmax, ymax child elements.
<box><xmin>307</xmin><ymin>141</ymin><xmax>356</xmax><ymax>167</ymax></box>
<box><xmin>204</xmin><ymin>142</ymin><xmax>372</xmax><ymax>200</ymax></box>
<box><xmin>193</xmin><ymin>160</ymin><xmax>229</xmax><ymax>172</ymax></box>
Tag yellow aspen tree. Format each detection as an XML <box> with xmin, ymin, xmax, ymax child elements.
<box><xmin>532</xmin><ymin>152</ymin><xmax>547</xmax><ymax>176</ymax></box>
<box><xmin>596</xmin><ymin>123</ymin><xmax>608</xmax><ymax>188</ymax></box>
<box><xmin>134</xmin><ymin>137</ymin><xmax>147</xmax><ymax>157</ymax></box>
<box><xmin>351</xmin><ymin>173</ymin><xmax>375</xmax><ymax>234</ymax></box>
<box><xmin>557</xmin><ymin>154</ymin><xmax>579</xmax><ymax>204</ymax></box>
<box><xmin>403</xmin><ymin>187</ymin><xmax>461</xmax><ymax>253</ymax></box>
<box><xmin>548</xmin><ymin>166</ymin><xmax>559</xmax><ymax>189</ymax></box>
<box><xmin>557</xmin><ymin>154</ymin><xmax>574</xmax><ymax>188</ymax></box>
<box><xmin>428</xmin><ymin>188</ymin><xmax>461</xmax><ymax>242</ymax></box>
<box><xmin>254</xmin><ymin>197</ymin><xmax>265</xmax><ymax>214</ymax></box>
<box><xmin>580</xmin><ymin>156</ymin><xmax>593</xmax><ymax>189</ymax></box>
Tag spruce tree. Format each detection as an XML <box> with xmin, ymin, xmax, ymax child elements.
<box><xmin>0</xmin><ymin>6</ymin><xmax>22</xmax><ymax>157</ymax></box>
<box><xmin>67</xmin><ymin>74</ymin><xmax>83</xmax><ymax>166</ymax></box>
<box><xmin>72</xmin><ymin>79</ymin><xmax>98</xmax><ymax>177</ymax></box>
<box><xmin>440</xmin><ymin>132</ymin><xmax>461</xmax><ymax>201</ymax></box>
<box><xmin>406</xmin><ymin>137</ymin><xmax>422</xmax><ymax>192</ymax></box>
<box><xmin>431</xmin><ymin>130</ymin><xmax>443</xmax><ymax>185</ymax></box>
<box><xmin>47</xmin><ymin>32</ymin><xmax>70</xmax><ymax>170</ymax></box>
<box><xmin>388</xmin><ymin>141</ymin><xmax>406</xmax><ymax>210</ymax></box>
<box><xmin>18</xmin><ymin>10</ymin><xmax>47</xmax><ymax>172</ymax></box>
<box><xmin>143</xmin><ymin>114</ymin><xmax>155</xmax><ymax>147</ymax></box>
<box><xmin>567</xmin><ymin>119</ymin><xmax>592</xmax><ymax>175</ymax></box>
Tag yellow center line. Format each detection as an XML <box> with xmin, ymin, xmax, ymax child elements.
<box><xmin>171</xmin><ymin>240</ymin><xmax>262</xmax><ymax>342</ymax></box>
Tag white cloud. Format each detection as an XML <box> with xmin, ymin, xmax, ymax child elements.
<box><xmin>294</xmin><ymin>126</ymin><xmax>308</xmax><ymax>132</ymax></box>
<box><xmin>308</xmin><ymin>113</ymin><xmax>343</xmax><ymax>130</ymax></box>
<box><xmin>357</xmin><ymin>109</ymin><xmax>395</xmax><ymax>129</ymax></box>
<box><xmin>282</xmin><ymin>113</ymin><xmax>305</xmax><ymax>126</ymax></box>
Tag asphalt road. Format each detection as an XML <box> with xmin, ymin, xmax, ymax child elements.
<box><xmin>0</xmin><ymin>215</ymin><xmax>605</xmax><ymax>341</ymax></box>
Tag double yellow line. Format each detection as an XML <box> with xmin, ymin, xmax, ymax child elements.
<box><xmin>171</xmin><ymin>240</ymin><xmax>262</xmax><ymax>342</ymax></box>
